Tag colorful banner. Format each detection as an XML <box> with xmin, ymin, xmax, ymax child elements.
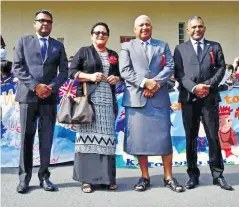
<box><xmin>1</xmin><ymin>81</ymin><xmax>239</xmax><ymax>167</ymax></box>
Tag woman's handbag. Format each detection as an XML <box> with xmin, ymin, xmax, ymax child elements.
<box><xmin>57</xmin><ymin>81</ymin><xmax>94</xmax><ymax>124</ymax></box>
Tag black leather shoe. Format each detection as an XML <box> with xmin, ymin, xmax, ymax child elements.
<box><xmin>40</xmin><ymin>179</ymin><xmax>56</xmax><ymax>191</ymax></box>
<box><xmin>185</xmin><ymin>177</ymin><xmax>199</xmax><ymax>189</ymax></box>
<box><xmin>213</xmin><ymin>177</ymin><xmax>234</xmax><ymax>191</ymax></box>
<box><xmin>16</xmin><ymin>181</ymin><xmax>29</xmax><ymax>194</ymax></box>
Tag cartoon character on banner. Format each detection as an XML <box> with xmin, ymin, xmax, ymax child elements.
<box><xmin>218</xmin><ymin>106</ymin><xmax>238</xmax><ymax>158</ymax></box>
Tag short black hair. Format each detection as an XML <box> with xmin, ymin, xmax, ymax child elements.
<box><xmin>35</xmin><ymin>9</ymin><xmax>53</xmax><ymax>20</ymax></box>
<box><xmin>1</xmin><ymin>60</ymin><xmax>12</xmax><ymax>75</ymax></box>
<box><xmin>90</xmin><ymin>22</ymin><xmax>110</xmax><ymax>36</ymax></box>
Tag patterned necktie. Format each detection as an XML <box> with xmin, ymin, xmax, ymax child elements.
<box><xmin>40</xmin><ymin>38</ymin><xmax>47</xmax><ymax>61</ymax></box>
<box><xmin>196</xmin><ymin>41</ymin><xmax>202</xmax><ymax>60</ymax></box>
<box><xmin>142</xmin><ymin>41</ymin><xmax>149</xmax><ymax>62</ymax></box>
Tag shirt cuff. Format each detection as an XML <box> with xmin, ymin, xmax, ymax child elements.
<box><xmin>140</xmin><ymin>78</ymin><xmax>147</xmax><ymax>88</ymax></box>
<box><xmin>191</xmin><ymin>85</ymin><xmax>197</xmax><ymax>93</ymax></box>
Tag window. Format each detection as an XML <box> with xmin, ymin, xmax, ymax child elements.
<box><xmin>1</xmin><ymin>35</ymin><xmax>6</xmax><ymax>49</ymax></box>
<box><xmin>120</xmin><ymin>36</ymin><xmax>135</xmax><ymax>43</ymax></box>
<box><xmin>57</xmin><ymin>37</ymin><xmax>64</xmax><ymax>44</ymax></box>
<box><xmin>178</xmin><ymin>23</ymin><xmax>185</xmax><ymax>44</ymax></box>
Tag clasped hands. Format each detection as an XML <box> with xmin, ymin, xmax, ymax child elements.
<box><xmin>89</xmin><ymin>72</ymin><xmax>119</xmax><ymax>85</ymax></box>
<box><xmin>194</xmin><ymin>83</ymin><xmax>210</xmax><ymax>98</ymax></box>
<box><xmin>35</xmin><ymin>84</ymin><xmax>52</xmax><ymax>99</ymax></box>
<box><xmin>142</xmin><ymin>79</ymin><xmax>160</xmax><ymax>98</ymax></box>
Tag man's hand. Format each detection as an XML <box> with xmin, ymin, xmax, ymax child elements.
<box><xmin>145</xmin><ymin>79</ymin><xmax>159</xmax><ymax>91</ymax></box>
<box><xmin>106</xmin><ymin>75</ymin><xmax>120</xmax><ymax>85</ymax></box>
<box><xmin>35</xmin><ymin>84</ymin><xmax>52</xmax><ymax>99</ymax></box>
<box><xmin>142</xmin><ymin>88</ymin><xmax>154</xmax><ymax>98</ymax></box>
<box><xmin>194</xmin><ymin>84</ymin><xmax>210</xmax><ymax>98</ymax></box>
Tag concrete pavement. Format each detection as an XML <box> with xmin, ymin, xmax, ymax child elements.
<box><xmin>1</xmin><ymin>164</ymin><xmax>239</xmax><ymax>207</ymax></box>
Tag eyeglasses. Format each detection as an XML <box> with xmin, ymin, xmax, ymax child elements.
<box><xmin>93</xmin><ymin>31</ymin><xmax>108</xmax><ymax>36</ymax></box>
<box><xmin>35</xmin><ymin>19</ymin><xmax>53</xmax><ymax>24</ymax></box>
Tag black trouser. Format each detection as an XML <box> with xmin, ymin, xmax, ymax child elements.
<box><xmin>181</xmin><ymin>99</ymin><xmax>224</xmax><ymax>179</ymax></box>
<box><xmin>19</xmin><ymin>102</ymin><xmax>56</xmax><ymax>182</ymax></box>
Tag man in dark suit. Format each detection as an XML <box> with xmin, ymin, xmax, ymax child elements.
<box><xmin>174</xmin><ymin>16</ymin><xmax>234</xmax><ymax>191</ymax></box>
<box><xmin>13</xmin><ymin>9</ymin><xmax>68</xmax><ymax>193</ymax></box>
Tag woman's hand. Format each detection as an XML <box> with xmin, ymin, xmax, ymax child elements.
<box><xmin>89</xmin><ymin>72</ymin><xmax>104</xmax><ymax>82</ymax></box>
<box><xmin>106</xmin><ymin>75</ymin><xmax>120</xmax><ymax>85</ymax></box>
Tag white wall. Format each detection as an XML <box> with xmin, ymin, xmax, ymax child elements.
<box><xmin>1</xmin><ymin>1</ymin><xmax>239</xmax><ymax>63</ymax></box>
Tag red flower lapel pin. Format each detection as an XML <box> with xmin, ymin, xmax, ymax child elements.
<box><xmin>109</xmin><ymin>56</ymin><xmax>117</xmax><ymax>64</ymax></box>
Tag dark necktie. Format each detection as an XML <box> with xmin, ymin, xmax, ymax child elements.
<box><xmin>196</xmin><ymin>41</ymin><xmax>202</xmax><ymax>60</ymax></box>
<box><xmin>40</xmin><ymin>38</ymin><xmax>47</xmax><ymax>61</ymax></box>
<box><xmin>142</xmin><ymin>41</ymin><xmax>149</xmax><ymax>62</ymax></box>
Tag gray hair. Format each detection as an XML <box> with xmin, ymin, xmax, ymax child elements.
<box><xmin>187</xmin><ymin>16</ymin><xmax>204</xmax><ymax>28</ymax></box>
<box><xmin>134</xmin><ymin>15</ymin><xmax>152</xmax><ymax>27</ymax></box>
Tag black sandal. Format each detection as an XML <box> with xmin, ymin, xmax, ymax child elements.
<box><xmin>134</xmin><ymin>177</ymin><xmax>150</xmax><ymax>191</ymax></box>
<box><xmin>164</xmin><ymin>177</ymin><xmax>185</xmax><ymax>193</ymax></box>
<box><xmin>81</xmin><ymin>183</ymin><xmax>93</xmax><ymax>193</ymax></box>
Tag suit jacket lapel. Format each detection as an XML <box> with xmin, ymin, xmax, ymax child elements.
<box><xmin>45</xmin><ymin>37</ymin><xmax>53</xmax><ymax>62</ymax></box>
<box><xmin>32</xmin><ymin>35</ymin><xmax>43</xmax><ymax>61</ymax></box>
<box><xmin>90</xmin><ymin>44</ymin><xmax>103</xmax><ymax>73</ymax></box>
<box><xmin>148</xmin><ymin>39</ymin><xmax>157</xmax><ymax>64</ymax></box>
<box><xmin>133</xmin><ymin>38</ymin><xmax>148</xmax><ymax>65</ymax></box>
<box><xmin>186</xmin><ymin>40</ymin><xmax>199</xmax><ymax>62</ymax></box>
<box><xmin>200</xmin><ymin>39</ymin><xmax>210</xmax><ymax>63</ymax></box>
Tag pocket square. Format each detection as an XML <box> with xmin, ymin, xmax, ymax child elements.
<box><xmin>160</xmin><ymin>54</ymin><xmax>166</xmax><ymax>66</ymax></box>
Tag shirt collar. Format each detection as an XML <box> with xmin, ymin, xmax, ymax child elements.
<box><xmin>139</xmin><ymin>38</ymin><xmax>151</xmax><ymax>45</ymax></box>
<box><xmin>36</xmin><ymin>33</ymin><xmax>49</xmax><ymax>41</ymax></box>
<box><xmin>190</xmin><ymin>37</ymin><xmax>204</xmax><ymax>45</ymax></box>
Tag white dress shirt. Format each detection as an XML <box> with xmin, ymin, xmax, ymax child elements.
<box><xmin>190</xmin><ymin>38</ymin><xmax>204</xmax><ymax>55</ymax></box>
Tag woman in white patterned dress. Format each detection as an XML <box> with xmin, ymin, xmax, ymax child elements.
<box><xmin>68</xmin><ymin>22</ymin><xmax>121</xmax><ymax>193</ymax></box>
